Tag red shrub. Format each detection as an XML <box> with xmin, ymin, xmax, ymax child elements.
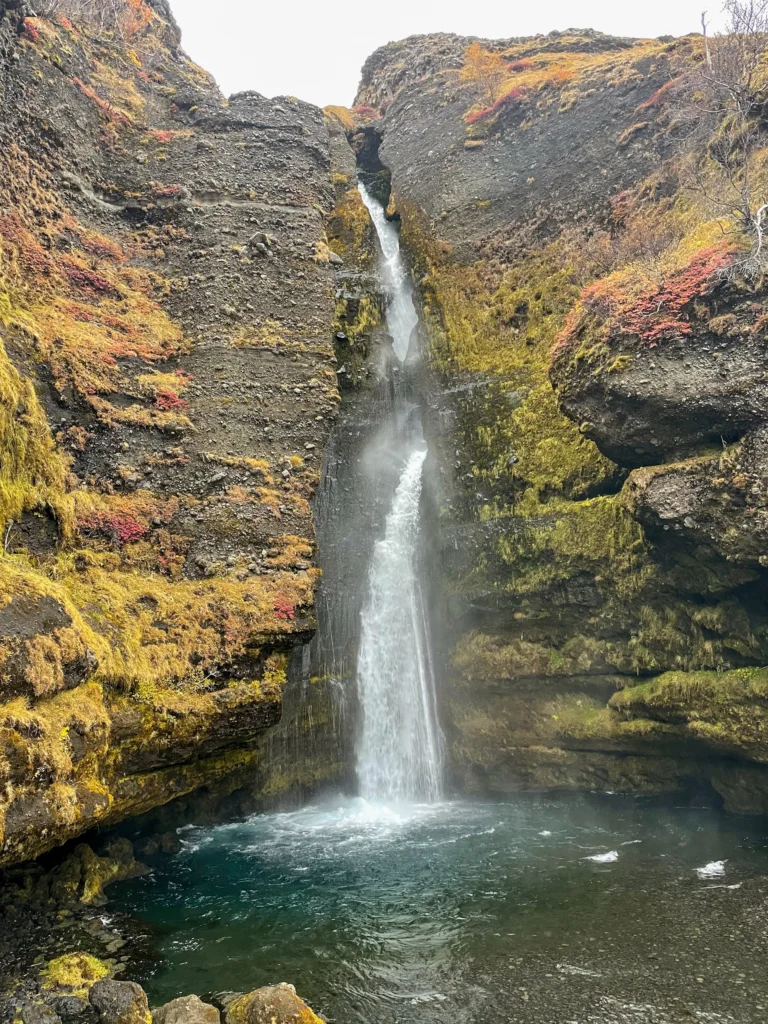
<box><xmin>465</xmin><ymin>86</ymin><xmax>528</xmax><ymax>124</ymax></box>
<box><xmin>352</xmin><ymin>104</ymin><xmax>381</xmax><ymax>120</ymax></box>
<box><xmin>510</xmin><ymin>60</ymin><xmax>533</xmax><ymax>72</ymax></box>
<box><xmin>61</xmin><ymin>257</ymin><xmax>117</xmax><ymax>296</ymax></box>
<box><xmin>22</xmin><ymin>18</ymin><xmax>40</xmax><ymax>42</ymax></box>
<box><xmin>555</xmin><ymin>243</ymin><xmax>733</xmax><ymax>356</ymax></box>
<box><xmin>72</xmin><ymin>78</ymin><xmax>131</xmax><ymax>127</ymax></box>
<box><xmin>155</xmin><ymin>390</ymin><xmax>189</xmax><ymax>412</ymax></box>
<box><xmin>616</xmin><ymin>245</ymin><xmax>732</xmax><ymax>343</ymax></box>
<box><xmin>79</xmin><ymin>233</ymin><xmax>126</xmax><ymax>263</ymax></box>
<box><xmin>274</xmin><ymin>599</ymin><xmax>295</xmax><ymax>622</ymax></box>
<box><xmin>0</xmin><ymin>212</ymin><xmax>53</xmax><ymax>277</ymax></box>
<box><xmin>79</xmin><ymin>510</ymin><xmax>148</xmax><ymax>546</ymax></box>
<box><xmin>152</xmin><ymin>183</ymin><xmax>187</xmax><ymax>198</ymax></box>
<box><xmin>636</xmin><ymin>78</ymin><xmax>679</xmax><ymax>113</ymax></box>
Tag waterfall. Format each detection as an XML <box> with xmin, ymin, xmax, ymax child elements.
<box><xmin>354</xmin><ymin>185</ymin><xmax>444</xmax><ymax>804</ymax></box>
<box><xmin>358</xmin><ymin>184</ymin><xmax>418</xmax><ymax>362</ymax></box>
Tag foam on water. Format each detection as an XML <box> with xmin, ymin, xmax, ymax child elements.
<box><xmin>696</xmin><ymin>859</ymin><xmax>727</xmax><ymax>879</ymax></box>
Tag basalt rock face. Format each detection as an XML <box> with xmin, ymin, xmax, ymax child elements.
<box><xmin>0</xmin><ymin>1</ymin><xmax>340</xmax><ymax>865</ymax></box>
<box><xmin>359</xmin><ymin>30</ymin><xmax>768</xmax><ymax>809</ymax></box>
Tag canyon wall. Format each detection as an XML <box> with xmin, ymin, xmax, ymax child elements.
<box><xmin>0</xmin><ymin>0</ymin><xmax>344</xmax><ymax>864</ymax></box>
<box><xmin>354</xmin><ymin>29</ymin><xmax>768</xmax><ymax>811</ymax></box>
<box><xmin>4</xmin><ymin>2</ymin><xmax>768</xmax><ymax>873</ymax></box>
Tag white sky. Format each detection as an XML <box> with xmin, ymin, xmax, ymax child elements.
<box><xmin>170</xmin><ymin>0</ymin><xmax>728</xmax><ymax>108</ymax></box>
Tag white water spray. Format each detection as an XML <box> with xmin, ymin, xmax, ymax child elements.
<box><xmin>358</xmin><ymin>184</ymin><xmax>418</xmax><ymax>362</ymax></box>
<box><xmin>355</xmin><ymin>184</ymin><xmax>444</xmax><ymax>803</ymax></box>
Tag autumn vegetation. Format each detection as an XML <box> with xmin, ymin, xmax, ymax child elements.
<box><xmin>36</xmin><ymin>0</ymin><xmax>153</xmax><ymax>39</ymax></box>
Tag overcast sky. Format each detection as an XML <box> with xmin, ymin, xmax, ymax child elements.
<box><xmin>170</xmin><ymin>0</ymin><xmax>727</xmax><ymax>108</ymax></box>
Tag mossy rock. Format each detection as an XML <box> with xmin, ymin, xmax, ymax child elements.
<box><xmin>40</xmin><ymin>952</ymin><xmax>111</xmax><ymax>998</ymax></box>
<box><xmin>223</xmin><ymin>983</ymin><xmax>323</xmax><ymax>1024</ymax></box>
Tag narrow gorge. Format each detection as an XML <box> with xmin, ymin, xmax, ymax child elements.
<box><xmin>2</xmin><ymin>2</ymin><xmax>768</xmax><ymax>1022</ymax></box>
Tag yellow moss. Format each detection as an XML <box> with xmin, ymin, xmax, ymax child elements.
<box><xmin>232</xmin><ymin>321</ymin><xmax>287</xmax><ymax>349</ymax></box>
<box><xmin>41</xmin><ymin>952</ymin><xmax>110</xmax><ymax>996</ymax></box>
<box><xmin>0</xmin><ymin>547</ymin><xmax>317</xmax><ymax>698</ymax></box>
<box><xmin>333</xmin><ymin>293</ymin><xmax>380</xmax><ymax>344</ymax></box>
<box><xmin>324</xmin><ymin>105</ymin><xmax>359</xmax><ymax>132</ymax></box>
<box><xmin>89</xmin><ymin>58</ymin><xmax>146</xmax><ymax>122</ymax></box>
<box><xmin>457</xmin><ymin>34</ymin><xmax>672</xmax><ymax>128</ymax></box>
<box><xmin>226</xmin><ymin>990</ymin><xmax>324</xmax><ymax>1024</ymax></box>
<box><xmin>327</xmin><ymin>186</ymin><xmax>372</xmax><ymax>261</ymax></box>
<box><xmin>205</xmin><ymin>453</ymin><xmax>273</xmax><ymax>483</ymax></box>
<box><xmin>0</xmin><ymin>144</ymin><xmax>189</xmax><ymax>418</ymax></box>
<box><xmin>0</xmin><ymin>334</ymin><xmax>73</xmax><ymax>535</ymax></box>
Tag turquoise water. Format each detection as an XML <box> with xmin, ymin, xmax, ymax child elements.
<box><xmin>115</xmin><ymin>796</ymin><xmax>768</xmax><ymax>1023</ymax></box>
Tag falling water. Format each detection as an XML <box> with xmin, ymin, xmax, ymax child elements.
<box><xmin>354</xmin><ymin>185</ymin><xmax>444</xmax><ymax>803</ymax></box>
<box><xmin>358</xmin><ymin>183</ymin><xmax>418</xmax><ymax>362</ymax></box>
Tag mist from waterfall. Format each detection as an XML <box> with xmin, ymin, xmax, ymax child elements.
<box><xmin>354</xmin><ymin>184</ymin><xmax>444</xmax><ymax>804</ymax></box>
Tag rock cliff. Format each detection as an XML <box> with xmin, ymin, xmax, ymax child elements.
<box><xmin>0</xmin><ymin>0</ymin><xmax>341</xmax><ymax>864</ymax></box>
<box><xmin>355</xmin><ymin>29</ymin><xmax>768</xmax><ymax>811</ymax></box>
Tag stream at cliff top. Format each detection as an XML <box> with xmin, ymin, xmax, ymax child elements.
<box><xmin>114</xmin><ymin>795</ymin><xmax>768</xmax><ymax>1023</ymax></box>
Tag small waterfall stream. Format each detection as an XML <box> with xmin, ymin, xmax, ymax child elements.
<box><xmin>354</xmin><ymin>184</ymin><xmax>444</xmax><ymax>803</ymax></box>
<box><xmin>358</xmin><ymin>185</ymin><xmax>418</xmax><ymax>362</ymax></box>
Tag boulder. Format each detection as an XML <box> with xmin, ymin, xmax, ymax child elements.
<box><xmin>222</xmin><ymin>984</ymin><xmax>324</xmax><ymax>1024</ymax></box>
<box><xmin>153</xmin><ymin>995</ymin><xmax>220</xmax><ymax>1024</ymax></box>
<box><xmin>626</xmin><ymin>425</ymin><xmax>768</xmax><ymax>567</ymax></box>
<box><xmin>89</xmin><ymin>980</ymin><xmax>150</xmax><ymax>1024</ymax></box>
<box><xmin>20</xmin><ymin>1004</ymin><xmax>62</xmax><ymax>1024</ymax></box>
<box><xmin>47</xmin><ymin>839</ymin><xmax>145</xmax><ymax>907</ymax></box>
<box><xmin>40</xmin><ymin>953</ymin><xmax>111</xmax><ymax>999</ymax></box>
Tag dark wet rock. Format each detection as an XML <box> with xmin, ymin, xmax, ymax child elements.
<box><xmin>626</xmin><ymin>425</ymin><xmax>768</xmax><ymax>567</ymax></box>
<box><xmin>89</xmin><ymin>980</ymin><xmax>149</xmax><ymax>1024</ymax></box>
<box><xmin>152</xmin><ymin>832</ymin><xmax>182</xmax><ymax>856</ymax></box>
<box><xmin>21</xmin><ymin>1004</ymin><xmax>63</xmax><ymax>1024</ymax></box>
<box><xmin>46</xmin><ymin>841</ymin><xmax>146</xmax><ymax>907</ymax></box>
<box><xmin>49</xmin><ymin>995</ymin><xmax>91</xmax><ymax>1018</ymax></box>
<box><xmin>550</xmin><ymin>317</ymin><xmax>768</xmax><ymax>468</ymax></box>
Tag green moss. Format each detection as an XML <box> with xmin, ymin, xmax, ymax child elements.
<box><xmin>490</xmin><ymin>493</ymin><xmax>648</xmax><ymax>597</ymax></box>
<box><xmin>453</xmin><ymin>630</ymin><xmax>611</xmax><ymax>681</ymax></box>
<box><xmin>333</xmin><ymin>293</ymin><xmax>380</xmax><ymax>345</ymax></box>
<box><xmin>327</xmin><ymin>186</ymin><xmax>373</xmax><ymax>263</ymax></box>
<box><xmin>0</xmin><ymin>333</ymin><xmax>73</xmax><ymax>537</ymax></box>
<box><xmin>401</xmin><ymin>209</ymin><xmax>613</xmax><ymax>507</ymax></box>
<box><xmin>610</xmin><ymin>668</ymin><xmax>768</xmax><ymax>757</ymax></box>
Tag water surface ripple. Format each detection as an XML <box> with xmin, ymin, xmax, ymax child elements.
<box><xmin>115</xmin><ymin>797</ymin><xmax>768</xmax><ymax>1023</ymax></box>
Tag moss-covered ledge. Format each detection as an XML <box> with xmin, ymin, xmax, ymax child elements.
<box><xmin>610</xmin><ymin>668</ymin><xmax>768</xmax><ymax>762</ymax></box>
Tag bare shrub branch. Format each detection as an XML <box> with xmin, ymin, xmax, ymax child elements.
<box><xmin>675</xmin><ymin>1</ymin><xmax>768</xmax><ymax>277</ymax></box>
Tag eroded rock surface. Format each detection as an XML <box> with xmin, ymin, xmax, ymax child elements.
<box><xmin>0</xmin><ymin>0</ymin><xmax>339</xmax><ymax>864</ymax></box>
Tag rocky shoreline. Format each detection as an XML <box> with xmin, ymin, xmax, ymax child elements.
<box><xmin>0</xmin><ymin>831</ymin><xmax>325</xmax><ymax>1023</ymax></box>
